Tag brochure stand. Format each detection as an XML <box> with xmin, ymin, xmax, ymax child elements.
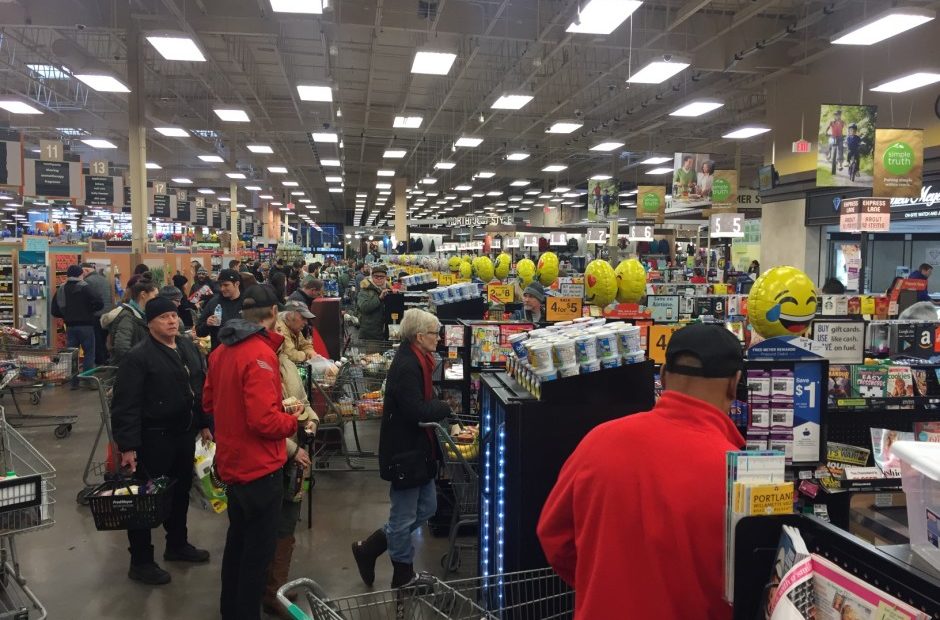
<box><xmin>733</xmin><ymin>514</ymin><xmax>940</xmax><ymax>619</ymax></box>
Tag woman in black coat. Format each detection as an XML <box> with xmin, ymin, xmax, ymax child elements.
<box><xmin>351</xmin><ymin>308</ymin><xmax>449</xmax><ymax>589</ymax></box>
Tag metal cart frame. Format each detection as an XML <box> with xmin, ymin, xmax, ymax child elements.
<box><xmin>0</xmin><ymin>345</ymin><xmax>79</xmax><ymax>438</ymax></box>
<box><xmin>75</xmin><ymin>366</ymin><xmax>120</xmax><ymax>504</ymax></box>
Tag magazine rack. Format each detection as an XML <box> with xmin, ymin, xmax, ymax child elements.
<box><xmin>733</xmin><ymin>514</ymin><xmax>940</xmax><ymax>619</ymax></box>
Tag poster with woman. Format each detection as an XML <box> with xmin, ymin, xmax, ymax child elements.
<box><xmin>816</xmin><ymin>103</ymin><xmax>877</xmax><ymax>188</ymax></box>
<box><xmin>672</xmin><ymin>153</ymin><xmax>712</xmax><ymax>207</ymax></box>
<box><xmin>587</xmin><ymin>178</ymin><xmax>619</xmax><ymax>221</ymax></box>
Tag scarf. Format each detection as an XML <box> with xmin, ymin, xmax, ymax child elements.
<box><xmin>410</xmin><ymin>342</ymin><xmax>436</xmax><ymax>455</ymax></box>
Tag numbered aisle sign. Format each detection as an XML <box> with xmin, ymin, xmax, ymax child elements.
<box><xmin>546</xmin><ymin>296</ymin><xmax>582</xmax><ymax>322</ymax></box>
<box><xmin>39</xmin><ymin>139</ymin><xmax>63</xmax><ymax>161</ymax></box>
<box><xmin>647</xmin><ymin>325</ymin><xmax>679</xmax><ymax>365</ymax></box>
<box><xmin>629</xmin><ymin>224</ymin><xmax>654</xmax><ymax>242</ymax></box>
<box><xmin>488</xmin><ymin>283</ymin><xmax>513</xmax><ymax>303</ymax></box>
<box><xmin>709</xmin><ymin>213</ymin><xmax>744</xmax><ymax>238</ymax></box>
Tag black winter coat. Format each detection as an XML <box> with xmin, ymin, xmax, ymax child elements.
<box><xmin>111</xmin><ymin>335</ymin><xmax>209</xmax><ymax>452</ymax></box>
<box><xmin>51</xmin><ymin>279</ymin><xmax>103</xmax><ymax>326</ymax></box>
<box><xmin>378</xmin><ymin>344</ymin><xmax>450</xmax><ymax>483</ymax></box>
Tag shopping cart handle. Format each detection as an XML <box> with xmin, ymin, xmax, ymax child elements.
<box><xmin>276</xmin><ymin>578</ymin><xmax>330</xmax><ymax>620</ymax></box>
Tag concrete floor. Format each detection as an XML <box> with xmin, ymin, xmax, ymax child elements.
<box><xmin>7</xmin><ymin>384</ymin><xmax>460</xmax><ymax>619</ymax></box>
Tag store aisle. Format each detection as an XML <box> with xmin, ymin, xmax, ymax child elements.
<box><xmin>12</xmin><ymin>386</ymin><xmax>451</xmax><ymax>619</ymax></box>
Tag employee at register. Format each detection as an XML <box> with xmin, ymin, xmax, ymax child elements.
<box><xmin>908</xmin><ymin>263</ymin><xmax>933</xmax><ymax>302</ymax></box>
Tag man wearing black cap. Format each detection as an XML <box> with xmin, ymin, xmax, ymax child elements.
<box><xmin>357</xmin><ymin>265</ymin><xmax>390</xmax><ymax>341</ymax></box>
<box><xmin>51</xmin><ymin>264</ymin><xmax>103</xmax><ymax>388</ymax></box>
<box><xmin>196</xmin><ymin>268</ymin><xmax>243</xmax><ymax>350</ymax></box>
<box><xmin>110</xmin><ymin>296</ymin><xmax>212</xmax><ymax>585</ymax></box>
<box><xmin>539</xmin><ymin>323</ymin><xmax>746</xmax><ymax>620</ymax></box>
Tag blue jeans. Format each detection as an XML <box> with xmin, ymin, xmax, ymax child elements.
<box><xmin>66</xmin><ymin>325</ymin><xmax>95</xmax><ymax>386</ymax></box>
<box><xmin>383</xmin><ymin>480</ymin><xmax>437</xmax><ymax>563</ymax></box>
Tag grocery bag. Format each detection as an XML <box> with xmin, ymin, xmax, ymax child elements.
<box><xmin>193</xmin><ymin>438</ymin><xmax>227</xmax><ymax>513</ymax></box>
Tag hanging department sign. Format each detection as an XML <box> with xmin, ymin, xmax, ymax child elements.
<box><xmin>636</xmin><ymin>186</ymin><xmax>665</xmax><ymax>220</ymax></box>
<box><xmin>446</xmin><ymin>215</ymin><xmax>512</xmax><ymax>227</ymax></box>
<box><xmin>711</xmin><ymin>170</ymin><xmax>738</xmax><ymax>206</ymax></box>
<box><xmin>840</xmin><ymin>197</ymin><xmax>890</xmax><ymax>232</ymax></box>
<box><xmin>874</xmin><ymin>128</ymin><xmax>923</xmax><ymax>198</ymax></box>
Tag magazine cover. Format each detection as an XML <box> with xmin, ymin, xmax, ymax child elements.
<box><xmin>765</xmin><ymin>525</ymin><xmax>814</xmax><ymax>620</ymax></box>
<box><xmin>912</xmin><ymin>368</ymin><xmax>929</xmax><ymax>397</ymax></box>
<box><xmin>915</xmin><ymin>421</ymin><xmax>940</xmax><ymax>442</ymax></box>
<box><xmin>853</xmin><ymin>365</ymin><xmax>888</xmax><ymax>398</ymax></box>
<box><xmin>871</xmin><ymin>428</ymin><xmax>915</xmax><ymax>477</ymax></box>
<box><xmin>886</xmin><ymin>365</ymin><xmax>914</xmax><ymax>397</ymax></box>
<box><xmin>812</xmin><ymin>554</ymin><xmax>928</xmax><ymax>619</ymax></box>
<box><xmin>828</xmin><ymin>365</ymin><xmax>851</xmax><ymax>399</ymax></box>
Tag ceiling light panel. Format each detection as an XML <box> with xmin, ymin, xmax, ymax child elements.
<box><xmin>670</xmin><ymin>100</ymin><xmax>724</xmax><ymax>117</ymax></box>
<box><xmin>393</xmin><ymin>116</ymin><xmax>423</xmax><ymax>129</ymax></box>
<box><xmin>311</xmin><ymin>132</ymin><xmax>338</xmax><ymax>143</ymax></box>
<box><xmin>225</xmin><ymin>172</ymin><xmax>246</xmax><ymax>179</ymax></box>
<box><xmin>566</xmin><ymin>0</ymin><xmax>642</xmax><ymax>35</ymax></box>
<box><xmin>0</xmin><ymin>101</ymin><xmax>43</xmax><ymax>114</ymax></box>
<box><xmin>645</xmin><ymin>167</ymin><xmax>673</xmax><ymax>175</ymax></box>
<box><xmin>199</xmin><ymin>154</ymin><xmax>224</xmax><ymax>162</ymax></box>
<box><xmin>247</xmin><ymin>144</ymin><xmax>273</xmax><ymax>154</ymax></box>
<box><xmin>542</xmin><ymin>164</ymin><xmax>567</xmax><ymax>172</ymax></box>
<box><xmin>213</xmin><ymin>108</ymin><xmax>250</xmax><ymax>122</ymax></box>
<box><xmin>492</xmin><ymin>94</ymin><xmax>533</xmax><ymax>110</ymax></box>
<box><xmin>146</xmin><ymin>36</ymin><xmax>206</xmax><ymax>62</ymax></box>
<box><xmin>832</xmin><ymin>8</ymin><xmax>934</xmax><ymax>45</ymax></box>
<box><xmin>476</xmin><ymin>171</ymin><xmax>496</xmax><ymax>179</ymax></box>
<box><xmin>454</xmin><ymin>136</ymin><xmax>483</xmax><ymax>148</ymax></box>
<box><xmin>81</xmin><ymin>139</ymin><xmax>117</xmax><ymax>149</ymax></box>
<box><xmin>627</xmin><ymin>60</ymin><xmax>690</xmax><ymax>84</ymax></box>
<box><xmin>267</xmin><ymin>166</ymin><xmax>288</xmax><ymax>173</ymax></box>
<box><xmin>297</xmin><ymin>84</ymin><xmax>333</xmax><ymax>102</ymax></box>
<box><xmin>871</xmin><ymin>71</ymin><xmax>940</xmax><ymax>93</ymax></box>
<box><xmin>384</xmin><ymin>149</ymin><xmax>406</xmax><ymax>158</ymax></box>
<box><xmin>411</xmin><ymin>51</ymin><xmax>457</xmax><ymax>75</ymax></box>
<box><xmin>434</xmin><ymin>161</ymin><xmax>456</xmax><ymax>170</ymax></box>
<box><xmin>154</xmin><ymin>127</ymin><xmax>189</xmax><ymax>137</ymax></box>
<box><xmin>722</xmin><ymin>126</ymin><xmax>771</xmax><ymax>139</ymax></box>
<box><xmin>638</xmin><ymin>156</ymin><xmax>671</xmax><ymax>165</ymax></box>
<box><xmin>145</xmin><ymin>162</ymin><xmax>162</xmax><ymax>170</ymax></box>
<box><xmin>506</xmin><ymin>152</ymin><xmax>530</xmax><ymax>161</ymax></box>
<box><xmin>270</xmin><ymin>0</ymin><xmax>323</xmax><ymax>14</ymax></box>
<box><xmin>74</xmin><ymin>74</ymin><xmax>130</xmax><ymax>93</ymax></box>
<box><xmin>590</xmin><ymin>142</ymin><xmax>623</xmax><ymax>152</ymax></box>
<box><xmin>546</xmin><ymin>121</ymin><xmax>582</xmax><ymax>134</ymax></box>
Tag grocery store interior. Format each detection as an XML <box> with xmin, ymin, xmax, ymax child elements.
<box><xmin>0</xmin><ymin>0</ymin><xmax>940</xmax><ymax>618</ymax></box>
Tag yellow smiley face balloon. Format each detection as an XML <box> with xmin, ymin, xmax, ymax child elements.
<box><xmin>448</xmin><ymin>256</ymin><xmax>461</xmax><ymax>273</ymax></box>
<box><xmin>615</xmin><ymin>258</ymin><xmax>647</xmax><ymax>303</ymax></box>
<box><xmin>494</xmin><ymin>253</ymin><xmax>511</xmax><ymax>280</ymax></box>
<box><xmin>584</xmin><ymin>259</ymin><xmax>618</xmax><ymax>307</ymax></box>
<box><xmin>474</xmin><ymin>256</ymin><xmax>495</xmax><ymax>282</ymax></box>
<box><xmin>517</xmin><ymin>258</ymin><xmax>536</xmax><ymax>287</ymax></box>
<box><xmin>537</xmin><ymin>252</ymin><xmax>559</xmax><ymax>286</ymax></box>
<box><xmin>748</xmin><ymin>266</ymin><xmax>818</xmax><ymax>338</ymax></box>
<box><xmin>459</xmin><ymin>260</ymin><xmax>473</xmax><ymax>279</ymax></box>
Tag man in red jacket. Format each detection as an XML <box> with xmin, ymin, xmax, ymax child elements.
<box><xmin>538</xmin><ymin>323</ymin><xmax>745</xmax><ymax>619</ymax></box>
<box><xmin>203</xmin><ymin>284</ymin><xmax>305</xmax><ymax>620</ymax></box>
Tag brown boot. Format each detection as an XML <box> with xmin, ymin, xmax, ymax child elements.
<box><xmin>262</xmin><ymin>535</ymin><xmax>296</xmax><ymax>618</ymax></box>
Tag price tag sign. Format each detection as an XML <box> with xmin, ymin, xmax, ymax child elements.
<box><xmin>648</xmin><ymin>325</ymin><xmax>679</xmax><ymax>365</ymax></box>
<box><xmin>439</xmin><ymin>273</ymin><xmax>454</xmax><ymax>285</ymax></box>
<box><xmin>89</xmin><ymin>159</ymin><xmax>109</xmax><ymax>176</ymax></box>
<box><xmin>629</xmin><ymin>225</ymin><xmax>654</xmax><ymax>241</ymax></box>
<box><xmin>488</xmin><ymin>283</ymin><xmax>513</xmax><ymax>303</ymax></box>
<box><xmin>709</xmin><ymin>213</ymin><xmax>744</xmax><ymax>238</ymax></box>
<box><xmin>39</xmin><ymin>139</ymin><xmax>63</xmax><ymax>161</ymax></box>
<box><xmin>546</xmin><ymin>296</ymin><xmax>582</xmax><ymax>322</ymax></box>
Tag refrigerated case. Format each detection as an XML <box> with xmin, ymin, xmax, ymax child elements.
<box><xmin>479</xmin><ymin>363</ymin><xmax>656</xmax><ymax>582</ymax></box>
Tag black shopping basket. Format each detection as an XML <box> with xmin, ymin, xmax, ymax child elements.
<box><xmin>87</xmin><ymin>477</ymin><xmax>176</xmax><ymax>531</ymax></box>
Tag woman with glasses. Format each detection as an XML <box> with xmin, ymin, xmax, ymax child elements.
<box><xmin>351</xmin><ymin>308</ymin><xmax>451</xmax><ymax>589</ymax></box>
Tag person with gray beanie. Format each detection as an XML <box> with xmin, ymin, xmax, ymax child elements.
<box><xmin>159</xmin><ymin>285</ymin><xmax>196</xmax><ymax>329</ymax></box>
<box><xmin>512</xmin><ymin>281</ymin><xmax>546</xmax><ymax>323</ymax></box>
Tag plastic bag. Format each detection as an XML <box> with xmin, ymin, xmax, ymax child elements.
<box><xmin>193</xmin><ymin>438</ymin><xmax>227</xmax><ymax>513</ymax></box>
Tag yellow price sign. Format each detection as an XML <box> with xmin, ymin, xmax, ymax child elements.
<box><xmin>546</xmin><ymin>296</ymin><xmax>583</xmax><ymax>322</ymax></box>
<box><xmin>438</xmin><ymin>273</ymin><xmax>454</xmax><ymax>285</ymax></box>
<box><xmin>648</xmin><ymin>325</ymin><xmax>679</xmax><ymax>365</ymax></box>
<box><xmin>488</xmin><ymin>283</ymin><xmax>513</xmax><ymax>303</ymax></box>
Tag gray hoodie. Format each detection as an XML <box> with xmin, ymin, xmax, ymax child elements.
<box><xmin>218</xmin><ymin>318</ymin><xmax>266</xmax><ymax>347</ymax></box>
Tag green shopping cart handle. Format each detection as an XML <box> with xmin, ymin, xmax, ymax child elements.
<box><xmin>286</xmin><ymin>604</ymin><xmax>308</xmax><ymax>620</ymax></box>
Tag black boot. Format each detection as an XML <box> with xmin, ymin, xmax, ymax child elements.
<box><xmin>164</xmin><ymin>543</ymin><xmax>210</xmax><ymax>563</ymax></box>
<box><xmin>128</xmin><ymin>562</ymin><xmax>171</xmax><ymax>585</ymax></box>
<box><xmin>390</xmin><ymin>561</ymin><xmax>416</xmax><ymax>588</ymax></box>
<box><xmin>351</xmin><ymin>529</ymin><xmax>387</xmax><ymax>586</ymax></box>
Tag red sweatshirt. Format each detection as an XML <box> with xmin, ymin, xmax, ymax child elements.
<box><xmin>538</xmin><ymin>391</ymin><xmax>744</xmax><ymax>620</ymax></box>
<box><xmin>203</xmin><ymin>322</ymin><xmax>299</xmax><ymax>485</ymax></box>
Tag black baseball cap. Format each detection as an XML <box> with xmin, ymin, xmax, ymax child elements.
<box><xmin>241</xmin><ymin>284</ymin><xmax>279</xmax><ymax>310</ymax></box>
<box><xmin>664</xmin><ymin>323</ymin><xmax>743</xmax><ymax>378</ymax></box>
<box><xmin>217</xmin><ymin>268</ymin><xmax>241</xmax><ymax>284</ymax></box>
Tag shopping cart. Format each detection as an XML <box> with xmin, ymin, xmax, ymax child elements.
<box><xmin>0</xmin><ymin>338</ymin><xmax>79</xmax><ymax>438</ymax></box>
<box><xmin>75</xmin><ymin>366</ymin><xmax>120</xmax><ymax>504</ymax></box>
<box><xmin>420</xmin><ymin>421</ymin><xmax>479</xmax><ymax>576</ymax></box>
<box><xmin>276</xmin><ymin>568</ymin><xmax>574</xmax><ymax>620</ymax></box>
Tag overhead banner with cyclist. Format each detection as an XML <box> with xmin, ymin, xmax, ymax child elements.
<box><xmin>587</xmin><ymin>177</ymin><xmax>619</xmax><ymax>221</ymax></box>
<box><xmin>816</xmin><ymin>103</ymin><xmax>877</xmax><ymax>188</ymax></box>
<box><xmin>873</xmin><ymin>127</ymin><xmax>923</xmax><ymax>199</ymax></box>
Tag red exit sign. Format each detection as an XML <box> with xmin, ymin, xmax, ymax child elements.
<box><xmin>792</xmin><ymin>139</ymin><xmax>812</xmax><ymax>153</ymax></box>
<box><xmin>286</xmin><ymin>202</ymin><xmax>295</xmax><ymax>210</ymax></box>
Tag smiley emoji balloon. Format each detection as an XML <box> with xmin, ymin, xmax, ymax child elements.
<box><xmin>448</xmin><ymin>256</ymin><xmax>461</xmax><ymax>273</ymax></box>
<box><xmin>537</xmin><ymin>252</ymin><xmax>560</xmax><ymax>286</ymax></box>
<box><xmin>459</xmin><ymin>260</ymin><xmax>473</xmax><ymax>280</ymax></box>
<box><xmin>474</xmin><ymin>256</ymin><xmax>495</xmax><ymax>282</ymax></box>
<box><xmin>517</xmin><ymin>258</ymin><xmax>536</xmax><ymax>287</ymax></box>
<box><xmin>748</xmin><ymin>266</ymin><xmax>818</xmax><ymax>338</ymax></box>
<box><xmin>615</xmin><ymin>258</ymin><xmax>647</xmax><ymax>303</ymax></box>
<box><xmin>584</xmin><ymin>259</ymin><xmax>618</xmax><ymax>307</ymax></box>
<box><xmin>494</xmin><ymin>253</ymin><xmax>511</xmax><ymax>280</ymax></box>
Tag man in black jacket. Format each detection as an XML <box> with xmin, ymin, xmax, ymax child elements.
<box><xmin>51</xmin><ymin>264</ymin><xmax>103</xmax><ymax>388</ymax></box>
<box><xmin>286</xmin><ymin>277</ymin><xmax>322</xmax><ymax>307</ymax></box>
<box><xmin>195</xmin><ymin>269</ymin><xmax>243</xmax><ymax>350</ymax></box>
<box><xmin>110</xmin><ymin>296</ymin><xmax>212</xmax><ymax>585</ymax></box>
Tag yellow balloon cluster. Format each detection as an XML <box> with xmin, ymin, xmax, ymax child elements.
<box><xmin>473</xmin><ymin>256</ymin><xmax>495</xmax><ymax>282</ymax></box>
<box><xmin>494</xmin><ymin>253</ymin><xmax>511</xmax><ymax>280</ymax></box>
<box><xmin>615</xmin><ymin>259</ymin><xmax>647</xmax><ymax>303</ymax></box>
<box><xmin>516</xmin><ymin>258</ymin><xmax>536</xmax><ymax>287</ymax></box>
<box><xmin>448</xmin><ymin>256</ymin><xmax>461</xmax><ymax>273</ymax></box>
<box><xmin>748</xmin><ymin>266</ymin><xmax>818</xmax><ymax>338</ymax></box>
<box><xmin>459</xmin><ymin>260</ymin><xmax>473</xmax><ymax>279</ymax></box>
<box><xmin>537</xmin><ymin>252</ymin><xmax>559</xmax><ymax>286</ymax></box>
<box><xmin>584</xmin><ymin>260</ymin><xmax>618</xmax><ymax>307</ymax></box>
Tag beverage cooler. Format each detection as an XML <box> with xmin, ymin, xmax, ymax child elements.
<box><xmin>478</xmin><ymin>362</ymin><xmax>656</xmax><ymax>581</ymax></box>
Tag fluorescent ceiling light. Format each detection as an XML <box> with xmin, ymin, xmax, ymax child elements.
<box><xmin>376</xmin><ymin>183</ymin><xmax>391</xmax><ymax>190</ymax></box>
<box><xmin>291</xmin><ymin>191</ymin><xmax>305</xmax><ymax>196</ymax></box>
<box><xmin>271</xmin><ymin>201</ymin><xmax>283</xmax><ymax>206</ymax></box>
<box><xmin>311</xmin><ymin>132</ymin><xmax>338</xmax><ymax>143</ymax></box>
<box><xmin>627</xmin><ymin>59</ymin><xmax>690</xmax><ymax>84</ymax></box>
<box><xmin>267</xmin><ymin>166</ymin><xmax>288</xmax><ymax>173</ymax></box>
<box><xmin>299</xmin><ymin>198</ymin><xmax>312</xmax><ymax>203</ymax></box>
<box><xmin>832</xmin><ymin>8</ymin><xmax>934</xmax><ymax>45</ymax></box>
<box><xmin>325</xmin><ymin>176</ymin><xmax>343</xmax><ymax>183</ymax></box>
<box><xmin>566</xmin><ymin>0</ymin><xmax>642</xmax><ymax>35</ymax></box>
<box><xmin>197</xmin><ymin>188</ymin><xmax>215</xmax><ymax>195</ymax></box>
<box><xmin>154</xmin><ymin>127</ymin><xmax>188</xmax><ymax>137</ymax></box>
<box><xmin>454</xmin><ymin>184</ymin><xmax>472</xmax><ymax>191</ymax></box>
<box><xmin>510</xmin><ymin>179</ymin><xmax>531</xmax><ymax>187</ymax></box>
<box><xmin>421</xmin><ymin>177</ymin><xmax>437</xmax><ymax>185</ymax></box>
<box><xmin>282</xmin><ymin>180</ymin><xmax>299</xmax><ymax>187</ymax></box>
<box><xmin>871</xmin><ymin>71</ymin><xmax>940</xmax><ymax>93</ymax></box>
<box><xmin>213</xmin><ymin>108</ymin><xmax>250</xmax><ymax>122</ymax></box>
<box><xmin>297</xmin><ymin>85</ymin><xmax>332</xmax><ymax>102</ymax></box>
<box><xmin>542</xmin><ymin>164</ymin><xmax>567</xmax><ymax>172</ymax></box>
<box><xmin>199</xmin><ymin>154</ymin><xmax>224</xmax><ymax>163</ymax></box>
<box><xmin>670</xmin><ymin>100</ymin><xmax>724</xmax><ymax>117</ymax></box>
<box><xmin>722</xmin><ymin>126</ymin><xmax>771</xmax><ymax>139</ymax></box>
<box><xmin>639</xmin><ymin>156</ymin><xmax>671</xmax><ymax>165</ymax></box>
<box><xmin>476</xmin><ymin>171</ymin><xmax>495</xmax><ymax>179</ymax></box>
<box><xmin>81</xmin><ymin>139</ymin><xmax>117</xmax><ymax>149</ymax></box>
<box><xmin>506</xmin><ymin>152</ymin><xmax>530</xmax><ymax>161</ymax></box>
<box><xmin>384</xmin><ymin>149</ymin><xmax>406</xmax><ymax>158</ymax></box>
<box><xmin>460</xmin><ymin>198</ymin><xmax>473</xmax><ymax>203</ymax></box>
<box><xmin>270</xmin><ymin>0</ymin><xmax>322</xmax><ymax>14</ymax></box>
<box><xmin>0</xmin><ymin>101</ymin><xmax>42</xmax><ymax>114</ymax></box>
<box><xmin>377</xmin><ymin>170</ymin><xmax>395</xmax><ymax>177</ymax></box>
<box><xmin>525</xmin><ymin>189</ymin><xmax>541</xmax><ymax>195</ymax></box>
<box><xmin>146</xmin><ymin>36</ymin><xmax>205</xmax><ymax>62</ymax></box>
<box><xmin>393</xmin><ymin>116</ymin><xmax>423</xmax><ymax>129</ymax></box>
<box><xmin>509</xmin><ymin>196</ymin><xmax>523</xmax><ymax>202</ymax></box>
<box><xmin>247</xmin><ymin>144</ymin><xmax>273</xmax><ymax>154</ymax></box>
<box><xmin>245</xmin><ymin>185</ymin><xmax>261</xmax><ymax>191</ymax></box>
<box><xmin>259</xmin><ymin>194</ymin><xmax>274</xmax><ymax>200</ymax></box>
<box><xmin>172</xmin><ymin>177</ymin><xmax>193</xmax><ymax>184</ymax></box>
<box><xmin>225</xmin><ymin>172</ymin><xmax>246</xmax><ymax>179</ymax></box>
<box><xmin>590</xmin><ymin>141</ymin><xmax>623</xmax><ymax>152</ymax></box>
<box><xmin>321</xmin><ymin>159</ymin><xmax>341</xmax><ymax>167</ymax></box>
<box><xmin>546</xmin><ymin>121</ymin><xmax>582</xmax><ymax>134</ymax></box>
<box><xmin>145</xmin><ymin>162</ymin><xmax>162</xmax><ymax>170</ymax></box>
<box><xmin>492</xmin><ymin>94</ymin><xmax>533</xmax><ymax>110</ymax></box>
<box><xmin>455</xmin><ymin>136</ymin><xmax>483</xmax><ymax>148</ymax></box>
<box><xmin>329</xmin><ymin>187</ymin><xmax>343</xmax><ymax>193</ymax></box>
<box><xmin>646</xmin><ymin>167</ymin><xmax>673</xmax><ymax>174</ymax></box>
<box><xmin>434</xmin><ymin>161</ymin><xmax>456</xmax><ymax>170</ymax></box>
<box><xmin>411</xmin><ymin>51</ymin><xmax>457</xmax><ymax>75</ymax></box>
<box><xmin>218</xmin><ymin>197</ymin><xmax>231</xmax><ymax>202</ymax></box>
<box><xmin>74</xmin><ymin>74</ymin><xmax>130</xmax><ymax>92</ymax></box>
<box><xmin>591</xmin><ymin>174</ymin><xmax>612</xmax><ymax>180</ymax></box>
<box><xmin>552</xmin><ymin>186</ymin><xmax>571</xmax><ymax>193</ymax></box>
<box><xmin>472</xmin><ymin>192</ymin><xmax>484</xmax><ymax>198</ymax></box>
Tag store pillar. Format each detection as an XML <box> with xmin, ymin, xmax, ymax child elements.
<box><xmin>229</xmin><ymin>181</ymin><xmax>238</xmax><ymax>253</ymax></box>
<box><xmin>394</xmin><ymin>177</ymin><xmax>407</xmax><ymax>246</ymax></box>
<box><xmin>608</xmin><ymin>219</ymin><xmax>618</xmax><ymax>250</ymax></box>
<box><xmin>125</xmin><ymin>19</ymin><xmax>148</xmax><ymax>255</ymax></box>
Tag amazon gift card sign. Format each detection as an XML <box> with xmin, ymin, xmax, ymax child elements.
<box><xmin>896</xmin><ymin>323</ymin><xmax>940</xmax><ymax>359</ymax></box>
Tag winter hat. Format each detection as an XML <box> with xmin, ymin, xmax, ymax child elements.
<box><xmin>66</xmin><ymin>265</ymin><xmax>83</xmax><ymax>278</ymax></box>
<box><xmin>158</xmin><ymin>285</ymin><xmax>183</xmax><ymax>302</ymax></box>
<box><xmin>523</xmin><ymin>281</ymin><xmax>546</xmax><ymax>303</ymax></box>
<box><xmin>172</xmin><ymin>274</ymin><xmax>188</xmax><ymax>289</ymax></box>
<box><xmin>145</xmin><ymin>296</ymin><xmax>178</xmax><ymax>323</ymax></box>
